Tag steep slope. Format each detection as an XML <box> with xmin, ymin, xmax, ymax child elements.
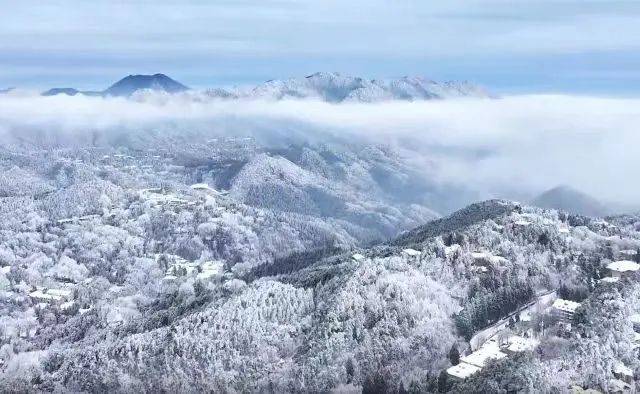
<box><xmin>227</xmin><ymin>152</ymin><xmax>439</xmax><ymax>243</ymax></box>
<box><xmin>392</xmin><ymin>199</ymin><xmax>518</xmax><ymax>246</ymax></box>
<box><xmin>531</xmin><ymin>185</ymin><xmax>608</xmax><ymax>217</ymax></box>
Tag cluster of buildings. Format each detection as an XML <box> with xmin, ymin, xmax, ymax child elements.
<box><xmin>29</xmin><ymin>287</ymin><xmax>75</xmax><ymax>312</ymax></box>
<box><xmin>156</xmin><ymin>254</ymin><xmax>224</xmax><ymax>281</ymax></box>
<box><xmin>470</xmin><ymin>250</ymin><xmax>509</xmax><ymax>274</ymax></box>
<box><xmin>139</xmin><ymin>188</ymin><xmax>196</xmax><ymax>209</ymax></box>
<box><xmin>138</xmin><ymin>183</ymin><xmax>229</xmax><ymax>211</ymax></box>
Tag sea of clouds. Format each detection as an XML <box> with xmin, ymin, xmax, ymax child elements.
<box><xmin>0</xmin><ymin>91</ymin><xmax>637</xmax><ymax>207</ymax></box>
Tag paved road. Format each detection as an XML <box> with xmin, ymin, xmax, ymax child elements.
<box><xmin>469</xmin><ymin>290</ymin><xmax>557</xmax><ymax>351</ymax></box>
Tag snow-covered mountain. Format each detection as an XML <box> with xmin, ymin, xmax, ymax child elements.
<box><xmin>531</xmin><ymin>185</ymin><xmax>609</xmax><ymax>217</ymax></box>
<box><xmin>39</xmin><ymin>72</ymin><xmax>489</xmax><ymax>102</ymax></box>
<box><xmin>103</xmin><ymin>73</ymin><xmax>189</xmax><ymax>97</ymax></box>
<box><xmin>42</xmin><ymin>88</ymin><xmax>81</xmax><ymax>96</ymax></box>
<box><xmin>41</xmin><ymin>74</ymin><xmax>189</xmax><ymax>97</ymax></box>
<box><xmin>206</xmin><ymin>72</ymin><xmax>490</xmax><ymax>102</ymax></box>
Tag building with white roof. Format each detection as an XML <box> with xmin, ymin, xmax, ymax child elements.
<box><xmin>630</xmin><ymin>314</ymin><xmax>640</xmax><ymax>331</ymax></box>
<box><xmin>29</xmin><ymin>287</ymin><xmax>73</xmax><ymax>303</ymax></box>
<box><xmin>196</xmin><ymin>261</ymin><xmax>224</xmax><ymax>280</ymax></box>
<box><xmin>352</xmin><ymin>253</ymin><xmax>365</xmax><ymax>262</ymax></box>
<box><xmin>607</xmin><ymin>260</ymin><xmax>640</xmax><ymax>279</ymax></box>
<box><xmin>460</xmin><ymin>342</ymin><xmax>507</xmax><ymax>368</ymax></box>
<box><xmin>402</xmin><ymin>248</ymin><xmax>421</xmax><ymax>258</ymax></box>
<box><xmin>446</xmin><ymin>362</ymin><xmax>481</xmax><ymax>381</ymax></box>
<box><xmin>613</xmin><ymin>363</ymin><xmax>633</xmax><ymax>384</ymax></box>
<box><xmin>471</xmin><ymin>251</ymin><xmax>509</xmax><ymax>268</ymax></box>
<box><xmin>504</xmin><ymin>336</ymin><xmax>539</xmax><ymax>355</ymax></box>
<box><xmin>552</xmin><ymin>299</ymin><xmax>581</xmax><ymax>322</ymax></box>
<box><xmin>444</xmin><ymin>244</ymin><xmax>461</xmax><ymax>259</ymax></box>
<box><xmin>608</xmin><ymin>378</ymin><xmax>632</xmax><ymax>393</ymax></box>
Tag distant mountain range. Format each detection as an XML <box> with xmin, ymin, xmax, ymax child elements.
<box><xmin>206</xmin><ymin>72</ymin><xmax>490</xmax><ymax>102</ymax></box>
<box><xmin>530</xmin><ymin>185</ymin><xmax>609</xmax><ymax>217</ymax></box>
<box><xmin>42</xmin><ymin>74</ymin><xmax>189</xmax><ymax>98</ymax></box>
<box><xmin>40</xmin><ymin>72</ymin><xmax>490</xmax><ymax>102</ymax></box>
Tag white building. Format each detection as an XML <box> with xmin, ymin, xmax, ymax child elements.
<box><xmin>402</xmin><ymin>248</ymin><xmax>421</xmax><ymax>259</ymax></box>
<box><xmin>352</xmin><ymin>253</ymin><xmax>365</xmax><ymax>262</ymax></box>
<box><xmin>446</xmin><ymin>362</ymin><xmax>481</xmax><ymax>381</ymax></box>
<box><xmin>613</xmin><ymin>363</ymin><xmax>634</xmax><ymax>384</ymax></box>
<box><xmin>29</xmin><ymin>288</ymin><xmax>73</xmax><ymax>304</ymax></box>
<box><xmin>460</xmin><ymin>341</ymin><xmax>507</xmax><ymax>368</ymax></box>
<box><xmin>196</xmin><ymin>261</ymin><xmax>224</xmax><ymax>280</ymax></box>
<box><xmin>471</xmin><ymin>251</ymin><xmax>509</xmax><ymax>268</ymax></box>
<box><xmin>607</xmin><ymin>260</ymin><xmax>640</xmax><ymax>279</ymax></box>
<box><xmin>444</xmin><ymin>244</ymin><xmax>461</xmax><ymax>259</ymax></box>
<box><xmin>504</xmin><ymin>336</ymin><xmax>539</xmax><ymax>355</ymax></box>
<box><xmin>552</xmin><ymin>299</ymin><xmax>581</xmax><ymax>322</ymax></box>
<box><xmin>630</xmin><ymin>314</ymin><xmax>640</xmax><ymax>332</ymax></box>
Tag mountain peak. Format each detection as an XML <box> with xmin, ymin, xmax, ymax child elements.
<box><xmin>103</xmin><ymin>74</ymin><xmax>189</xmax><ymax>97</ymax></box>
<box><xmin>531</xmin><ymin>185</ymin><xmax>608</xmax><ymax>217</ymax></box>
<box><xmin>42</xmin><ymin>88</ymin><xmax>80</xmax><ymax>97</ymax></box>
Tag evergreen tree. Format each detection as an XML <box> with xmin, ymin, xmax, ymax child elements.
<box><xmin>448</xmin><ymin>344</ymin><xmax>460</xmax><ymax>366</ymax></box>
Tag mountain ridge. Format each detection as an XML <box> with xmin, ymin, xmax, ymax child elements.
<box><xmin>41</xmin><ymin>73</ymin><xmax>189</xmax><ymax>98</ymax></box>
<box><xmin>40</xmin><ymin>72</ymin><xmax>490</xmax><ymax>102</ymax></box>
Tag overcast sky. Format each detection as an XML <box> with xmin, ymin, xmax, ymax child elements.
<box><xmin>3</xmin><ymin>0</ymin><xmax>640</xmax><ymax>93</ymax></box>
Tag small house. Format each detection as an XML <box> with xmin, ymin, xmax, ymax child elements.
<box><xmin>607</xmin><ymin>260</ymin><xmax>640</xmax><ymax>279</ymax></box>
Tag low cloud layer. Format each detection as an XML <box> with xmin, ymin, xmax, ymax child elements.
<box><xmin>0</xmin><ymin>92</ymin><xmax>637</xmax><ymax>207</ymax></box>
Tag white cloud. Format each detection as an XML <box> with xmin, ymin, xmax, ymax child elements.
<box><xmin>0</xmin><ymin>92</ymin><xmax>638</xmax><ymax>205</ymax></box>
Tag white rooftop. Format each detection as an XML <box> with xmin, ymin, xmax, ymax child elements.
<box><xmin>446</xmin><ymin>363</ymin><xmax>481</xmax><ymax>379</ymax></box>
<box><xmin>506</xmin><ymin>336</ymin><xmax>538</xmax><ymax>353</ymax></box>
<box><xmin>402</xmin><ymin>248</ymin><xmax>421</xmax><ymax>257</ymax></box>
<box><xmin>553</xmin><ymin>299</ymin><xmax>581</xmax><ymax>314</ymax></box>
<box><xmin>630</xmin><ymin>313</ymin><xmax>640</xmax><ymax>325</ymax></box>
<box><xmin>607</xmin><ymin>260</ymin><xmax>640</xmax><ymax>273</ymax></box>
<box><xmin>600</xmin><ymin>277</ymin><xmax>620</xmax><ymax>284</ymax></box>
<box><xmin>519</xmin><ymin>311</ymin><xmax>533</xmax><ymax>322</ymax></box>
<box><xmin>460</xmin><ymin>342</ymin><xmax>507</xmax><ymax>368</ymax></box>
<box><xmin>444</xmin><ymin>244</ymin><xmax>461</xmax><ymax>258</ymax></box>
<box><xmin>352</xmin><ymin>253</ymin><xmax>365</xmax><ymax>261</ymax></box>
<box><xmin>30</xmin><ymin>288</ymin><xmax>72</xmax><ymax>302</ymax></box>
<box><xmin>608</xmin><ymin>379</ymin><xmax>631</xmax><ymax>393</ymax></box>
<box><xmin>197</xmin><ymin>260</ymin><xmax>224</xmax><ymax>280</ymax></box>
<box><xmin>613</xmin><ymin>362</ymin><xmax>633</xmax><ymax>377</ymax></box>
<box><xmin>471</xmin><ymin>251</ymin><xmax>508</xmax><ymax>265</ymax></box>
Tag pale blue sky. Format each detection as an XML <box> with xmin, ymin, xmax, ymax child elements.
<box><xmin>2</xmin><ymin>0</ymin><xmax>640</xmax><ymax>93</ymax></box>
